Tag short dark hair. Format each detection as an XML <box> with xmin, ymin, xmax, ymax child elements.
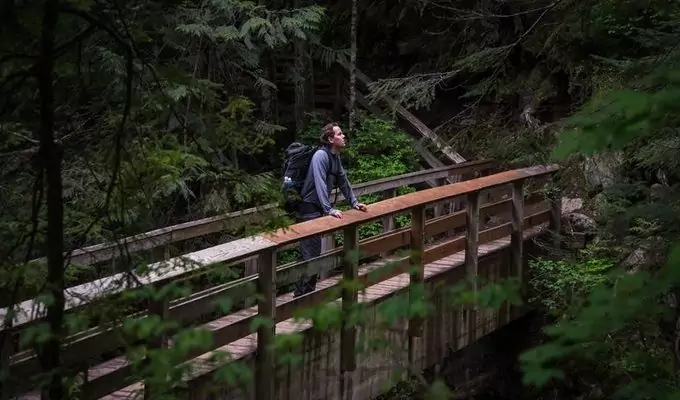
<box><xmin>320</xmin><ymin>122</ymin><xmax>339</xmax><ymax>144</ymax></box>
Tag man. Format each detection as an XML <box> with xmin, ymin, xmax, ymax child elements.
<box><xmin>293</xmin><ymin>122</ymin><xmax>367</xmax><ymax>297</ymax></box>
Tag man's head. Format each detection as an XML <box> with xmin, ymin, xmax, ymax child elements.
<box><xmin>320</xmin><ymin>122</ymin><xmax>346</xmax><ymax>151</ymax></box>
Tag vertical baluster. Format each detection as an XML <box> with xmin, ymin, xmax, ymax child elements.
<box><xmin>381</xmin><ymin>188</ymin><xmax>397</xmax><ymax>258</ymax></box>
<box><xmin>511</xmin><ymin>180</ymin><xmax>525</xmax><ymax>321</ymax></box>
<box><xmin>144</xmin><ymin>294</ymin><xmax>169</xmax><ymax>400</ymax></box>
<box><xmin>318</xmin><ymin>234</ymin><xmax>335</xmax><ymax>281</ymax></box>
<box><xmin>434</xmin><ymin>178</ymin><xmax>447</xmax><ymax>219</ymax></box>
<box><xmin>340</xmin><ymin>224</ymin><xmax>358</xmax><ymax>400</ymax></box>
<box><xmin>408</xmin><ymin>205</ymin><xmax>425</xmax><ymax>338</ymax></box>
<box><xmin>465</xmin><ymin>192</ymin><xmax>480</xmax><ymax>345</ymax></box>
<box><xmin>382</xmin><ymin>189</ymin><xmax>397</xmax><ymax>232</ymax></box>
<box><xmin>256</xmin><ymin>249</ymin><xmax>277</xmax><ymax>400</ymax></box>
<box><xmin>244</xmin><ymin>256</ymin><xmax>259</xmax><ymax>277</ymax></box>
<box><xmin>151</xmin><ymin>244</ymin><xmax>170</xmax><ymax>263</ymax></box>
<box><xmin>549</xmin><ymin>181</ymin><xmax>562</xmax><ymax>250</ymax></box>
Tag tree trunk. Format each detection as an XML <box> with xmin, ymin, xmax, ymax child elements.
<box><xmin>348</xmin><ymin>0</ymin><xmax>357</xmax><ymax>135</ymax></box>
<box><xmin>36</xmin><ymin>1</ymin><xmax>66</xmax><ymax>399</ymax></box>
<box><xmin>293</xmin><ymin>0</ymin><xmax>306</xmax><ymax>132</ymax></box>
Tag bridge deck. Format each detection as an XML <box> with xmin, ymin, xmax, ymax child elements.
<box><xmin>100</xmin><ymin>222</ymin><xmax>548</xmax><ymax>399</ymax></box>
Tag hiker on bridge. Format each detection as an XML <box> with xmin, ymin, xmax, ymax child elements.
<box><xmin>287</xmin><ymin>122</ymin><xmax>367</xmax><ymax>297</ymax></box>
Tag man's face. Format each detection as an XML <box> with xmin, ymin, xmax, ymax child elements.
<box><xmin>329</xmin><ymin>126</ymin><xmax>346</xmax><ymax>148</ymax></box>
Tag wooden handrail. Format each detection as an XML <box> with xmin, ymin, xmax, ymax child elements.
<box><xmin>4</xmin><ymin>164</ymin><xmax>560</xmax><ymax>399</ymax></box>
<box><xmin>28</xmin><ymin>159</ymin><xmax>494</xmax><ymax>267</ymax></box>
<box><xmin>262</xmin><ymin>164</ymin><xmax>558</xmax><ymax>246</ymax></box>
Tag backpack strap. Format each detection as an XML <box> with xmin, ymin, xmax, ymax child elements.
<box><xmin>302</xmin><ymin>146</ymin><xmax>341</xmax><ymax>210</ymax></box>
<box><xmin>320</xmin><ymin>147</ymin><xmax>342</xmax><ymax>206</ymax></box>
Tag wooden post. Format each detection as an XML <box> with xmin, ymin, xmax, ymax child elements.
<box><xmin>406</xmin><ymin>204</ymin><xmax>424</xmax><ymax>379</ymax></box>
<box><xmin>151</xmin><ymin>244</ymin><xmax>170</xmax><ymax>263</ymax></box>
<box><xmin>381</xmin><ymin>188</ymin><xmax>397</xmax><ymax>257</ymax></box>
<box><xmin>434</xmin><ymin>178</ymin><xmax>446</xmax><ymax>219</ymax></box>
<box><xmin>549</xmin><ymin>183</ymin><xmax>562</xmax><ymax>250</ymax></box>
<box><xmin>340</xmin><ymin>224</ymin><xmax>359</xmax><ymax>400</ymax></box>
<box><xmin>244</xmin><ymin>256</ymin><xmax>259</xmax><ymax>277</ymax></box>
<box><xmin>144</xmin><ymin>295</ymin><xmax>169</xmax><ymax>400</ymax></box>
<box><xmin>382</xmin><ymin>188</ymin><xmax>397</xmax><ymax>232</ymax></box>
<box><xmin>408</xmin><ymin>205</ymin><xmax>425</xmax><ymax>338</ymax></box>
<box><xmin>0</xmin><ymin>321</ymin><xmax>14</xmax><ymax>400</ymax></box>
<box><xmin>465</xmin><ymin>192</ymin><xmax>479</xmax><ymax>345</ymax></box>
<box><xmin>256</xmin><ymin>249</ymin><xmax>276</xmax><ymax>400</ymax></box>
<box><xmin>318</xmin><ymin>235</ymin><xmax>335</xmax><ymax>280</ymax></box>
<box><xmin>510</xmin><ymin>181</ymin><xmax>524</xmax><ymax>320</ymax></box>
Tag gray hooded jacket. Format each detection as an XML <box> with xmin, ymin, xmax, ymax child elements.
<box><xmin>297</xmin><ymin>146</ymin><xmax>359</xmax><ymax>218</ymax></box>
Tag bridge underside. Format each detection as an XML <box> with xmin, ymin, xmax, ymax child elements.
<box><xmin>102</xmin><ymin>224</ymin><xmax>549</xmax><ymax>400</ymax></box>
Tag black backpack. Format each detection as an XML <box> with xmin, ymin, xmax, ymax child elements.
<box><xmin>281</xmin><ymin>142</ymin><xmax>319</xmax><ymax>214</ymax></box>
<box><xmin>280</xmin><ymin>143</ymin><xmax>340</xmax><ymax>215</ymax></box>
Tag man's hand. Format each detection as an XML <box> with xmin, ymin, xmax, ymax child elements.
<box><xmin>329</xmin><ymin>209</ymin><xmax>343</xmax><ymax>219</ymax></box>
<box><xmin>354</xmin><ymin>203</ymin><xmax>368</xmax><ymax>212</ymax></box>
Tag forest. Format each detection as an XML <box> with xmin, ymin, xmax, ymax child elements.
<box><xmin>2</xmin><ymin>0</ymin><xmax>680</xmax><ymax>398</ymax></box>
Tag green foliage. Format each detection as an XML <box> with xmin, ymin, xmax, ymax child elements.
<box><xmin>13</xmin><ymin>0</ymin><xmax>680</xmax><ymax>397</ymax></box>
<box><xmin>528</xmin><ymin>250</ymin><xmax>614</xmax><ymax>317</ymax></box>
<box><xmin>514</xmin><ymin>5</ymin><xmax>680</xmax><ymax>395</ymax></box>
<box><xmin>521</xmin><ymin>245</ymin><xmax>680</xmax><ymax>398</ymax></box>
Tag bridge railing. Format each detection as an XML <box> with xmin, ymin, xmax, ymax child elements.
<box><xmin>2</xmin><ymin>161</ymin><xmax>497</xmax><ymax>333</ymax></box>
<box><xmin>3</xmin><ymin>164</ymin><xmax>560</xmax><ymax>399</ymax></box>
<box><xmin>25</xmin><ymin>159</ymin><xmax>496</xmax><ymax>269</ymax></box>
<box><xmin>2</xmin><ymin>160</ymin><xmax>499</xmax><ymax>397</ymax></box>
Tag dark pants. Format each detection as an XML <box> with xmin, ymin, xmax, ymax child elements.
<box><xmin>293</xmin><ymin>212</ymin><xmax>322</xmax><ymax>297</ymax></box>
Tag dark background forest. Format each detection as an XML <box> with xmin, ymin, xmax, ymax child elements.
<box><xmin>3</xmin><ymin>0</ymin><xmax>680</xmax><ymax>398</ymax></box>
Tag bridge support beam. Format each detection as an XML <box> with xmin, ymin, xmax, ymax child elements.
<box><xmin>549</xmin><ymin>184</ymin><xmax>562</xmax><ymax>249</ymax></box>
<box><xmin>510</xmin><ymin>181</ymin><xmax>524</xmax><ymax>320</ymax></box>
<box><xmin>381</xmin><ymin>188</ymin><xmax>397</xmax><ymax>257</ymax></box>
<box><xmin>408</xmin><ymin>205</ymin><xmax>425</xmax><ymax>338</ymax></box>
<box><xmin>465</xmin><ymin>192</ymin><xmax>480</xmax><ymax>346</ymax></box>
<box><xmin>144</xmin><ymin>296</ymin><xmax>169</xmax><ymax>400</ymax></box>
<box><xmin>255</xmin><ymin>250</ymin><xmax>277</xmax><ymax>400</ymax></box>
<box><xmin>341</xmin><ymin>225</ymin><xmax>359</xmax><ymax>400</ymax></box>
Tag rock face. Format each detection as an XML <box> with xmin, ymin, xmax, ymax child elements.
<box><xmin>559</xmin><ymin>197</ymin><xmax>596</xmax><ymax>248</ymax></box>
<box><xmin>562</xmin><ymin>212</ymin><xmax>596</xmax><ymax>234</ymax></box>
<box><xmin>560</xmin><ymin>197</ymin><xmax>596</xmax><ymax>234</ymax></box>
<box><xmin>562</xmin><ymin>197</ymin><xmax>584</xmax><ymax>214</ymax></box>
<box><xmin>622</xmin><ymin>248</ymin><xmax>647</xmax><ymax>269</ymax></box>
<box><xmin>583</xmin><ymin>152</ymin><xmax>623</xmax><ymax>192</ymax></box>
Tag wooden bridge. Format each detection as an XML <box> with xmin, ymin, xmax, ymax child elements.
<box><xmin>1</xmin><ymin>160</ymin><xmax>561</xmax><ymax>400</ymax></box>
